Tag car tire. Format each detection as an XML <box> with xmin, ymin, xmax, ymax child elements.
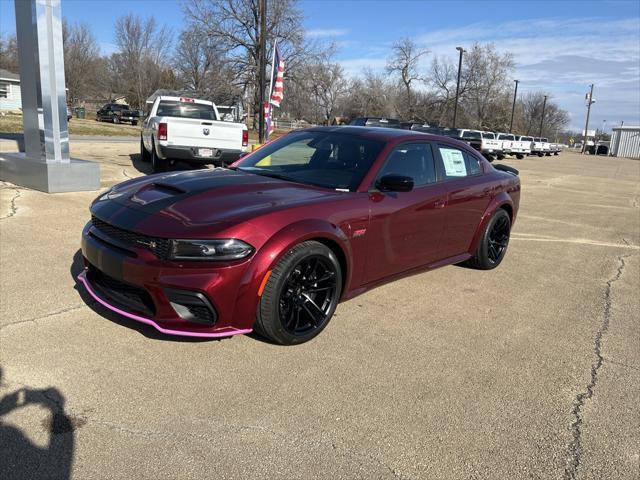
<box><xmin>254</xmin><ymin>241</ymin><xmax>342</xmax><ymax>345</ymax></box>
<box><xmin>538</xmin><ymin>153</ymin><xmax>543</xmax><ymax>157</ymax></box>
<box><xmin>150</xmin><ymin>140</ymin><xmax>166</xmax><ymax>173</ymax></box>
<box><xmin>140</xmin><ymin>136</ymin><xmax>150</xmax><ymax>162</ymax></box>
<box><xmin>132</xmin><ymin>121</ymin><xmax>138</xmax><ymax>126</ymax></box>
<box><xmin>465</xmin><ymin>209</ymin><xmax>511</xmax><ymax>270</ymax></box>
<box><xmin>516</xmin><ymin>154</ymin><xmax>524</xmax><ymax>159</ymax></box>
<box><xmin>113</xmin><ymin>116</ymin><xmax>120</xmax><ymax>124</ymax></box>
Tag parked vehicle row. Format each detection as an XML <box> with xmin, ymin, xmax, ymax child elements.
<box><xmin>350</xmin><ymin>118</ymin><xmax>564</xmax><ymax>161</ymax></box>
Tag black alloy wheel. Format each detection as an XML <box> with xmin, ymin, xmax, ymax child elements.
<box><xmin>487</xmin><ymin>214</ymin><xmax>510</xmax><ymax>264</ymax></box>
<box><xmin>278</xmin><ymin>255</ymin><xmax>338</xmax><ymax>336</ymax></box>
<box><xmin>464</xmin><ymin>208</ymin><xmax>511</xmax><ymax>270</ymax></box>
<box><xmin>255</xmin><ymin>241</ymin><xmax>342</xmax><ymax>345</ymax></box>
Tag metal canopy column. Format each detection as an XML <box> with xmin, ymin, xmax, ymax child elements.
<box><xmin>0</xmin><ymin>0</ymin><xmax>99</xmax><ymax>193</ymax></box>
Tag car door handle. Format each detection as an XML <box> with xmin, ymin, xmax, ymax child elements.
<box><xmin>434</xmin><ymin>199</ymin><xmax>446</xmax><ymax>208</ymax></box>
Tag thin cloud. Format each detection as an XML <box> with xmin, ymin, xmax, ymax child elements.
<box><xmin>306</xmin><ymin>28</ymin><xmax>349</xmax><ymax>38</ymax></box>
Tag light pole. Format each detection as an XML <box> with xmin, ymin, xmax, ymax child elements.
<box><xmin>582</xmin><ymin>84</ymin><xmax>595</xmax><ymax>154</ymax></box>
<box><xmin>538</xmin><ymin>95</ymin><xmax>547</xmax><ymax>137</ymax></box>
<box><xmin>452</xmin><ymin>46</ymin><xmax>465</xmax><ymax>128</ymax></box>
<box><xmin>509</xmin><ymin>79</ymin><xmax>519</xmax><ymax>133</ymax></box>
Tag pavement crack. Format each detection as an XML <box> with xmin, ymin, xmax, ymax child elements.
<box><xmin>563</xmin><ymin>253</ymin><xmax>631</xmax><ymax>479</ymax></box>
<box><xmin>121</xmin><ymin>168</ymin><xmax>133</xmax><ymax>179</ymax></box>
<box><xmin>0</xmin><ymin>303</ymin><xmax>93</xmax><ymax>332</ymax></box>
<box><xmin>0</xmin><ymin>188</ymin><xmax>21</xmax><ymax>220</ymax></box>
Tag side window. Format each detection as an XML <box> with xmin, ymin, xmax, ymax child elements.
<box><xmin>437</xmin><ymin>145</ymin><xmax>482</xmax><ymax>180</ymax></box>
<box><xmin>376</xmin><ymin>143</ymin><xmax>436</xmax><ymax>187</ymax></box>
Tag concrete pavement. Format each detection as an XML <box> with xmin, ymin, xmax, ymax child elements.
<box><xmin>0</xmin><ymin>144</ymin><xmax>638</xmax><ymax>479</ymax></box>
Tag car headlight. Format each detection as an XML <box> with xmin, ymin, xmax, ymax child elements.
<box><xmin>169</xmin><ymin>239</ymin><xmax>254</xmax><ymax>261</ymax></box>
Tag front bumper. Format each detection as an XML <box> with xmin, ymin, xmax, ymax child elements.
<box><xmin>159</xmin><ymin>144</ymin><xmax>244</xmax><ymax>165</ymax></box>
<box><xmin>80</xmin><ymin>222</ymin><xmax>253</xmax><ymax>338</ymax></box>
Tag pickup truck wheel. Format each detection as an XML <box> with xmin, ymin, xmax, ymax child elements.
<box><xmin>516</xmin><ymin>154</ymin><xmax>524</xmax><ymax>159</ymax></box>
<box><xmin>140</xmin><ymin>137</ymin><xmax>150</xmax><ymax>162</ymax></box>
<box><xmin>131</xmin><ymin>121</ymin><xmax>138</xmax><ymax>126</ymax></box>
<box><xmin>151</xmin><ymin>141</ymin><xmax>166</xmax><ymax>173</ymax></box>
<box><xmin>254</xmin><ymin>241</ymin><xmax>342</xmax><ymax>345</ymax></box>
<box><xmin>537</xmin><ymin>153</ymin><xmax>543</xmax><ymax>157</ymax></box>
<box><xmin>113</xmin><ymin>116</ymin><xmax>120</xmax><ymax>124</ymax></box>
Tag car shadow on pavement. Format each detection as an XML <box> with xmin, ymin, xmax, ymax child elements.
<box><xmin>70</xmin><ymin>250</ymin><xmax>223</xmax><ymax>343</ymax></box>
<box><xmin>128</xmin><ymin>153</ymin><xmax>208</xmax><ymax>176</ymax></box>
<box><xmin>0</xmin><ymin>367</ymin><xmax>79</xmax><ymax>480</ymax></box>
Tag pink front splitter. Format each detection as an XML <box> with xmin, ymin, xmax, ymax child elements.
<box><xmin>77</xmin><ymin>271</ymin><xmax>252</xmax><ymax>339</ymax></box>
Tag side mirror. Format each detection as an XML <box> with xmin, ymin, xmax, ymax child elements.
<box><xmin>376</xmin><ymin>175</ymin><xmax>414</xmax><ymax>192</ymax></box>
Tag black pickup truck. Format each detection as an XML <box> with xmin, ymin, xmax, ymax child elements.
<box><xmin>96</xmin><ymin>103</ymin><xmax>141</xmax><ymax>125</ymax></box>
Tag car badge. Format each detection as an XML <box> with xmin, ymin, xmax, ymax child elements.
<box><xmin>203</xmin><ymin>128</ymin><xmax>210</xmax><ymax>136</ymax></box>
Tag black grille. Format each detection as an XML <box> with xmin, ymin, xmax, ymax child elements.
<box><xmin>187</xmin><ymin>305</ymin><xmax>216</xmax><ymax>324</ymax></box>
<box><xmin>88</xmin><ymin>265</ymin><xmax>156</xmax><ymax>316</ymax></box>
<box><xmin>91</xmin><ymin>216</ymin><xmax>171</xmax><ymax>259</ymax></box>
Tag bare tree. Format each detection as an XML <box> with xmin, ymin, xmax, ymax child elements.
<box><xmin>62</xmin><ymin>21</ymin><xmax>100</xmax><ymax>105</ymax></box>
<box><xmin>386</xmin><ymin>38</ymin><xmax>428</xmax><ymax>119</ymax></box>
<box><xmin>109</xmin><ymin>14</ymin><xmax>176</xmax><ymax>108</ymax></box>
<box><xmin>461</xmin><ymin>44</ymin><xmax>514</xmax><ymax>129</ymax></box>
<box><xmin>517</xmin><ymin>92</ymin><xmax>568</xmax><ymax>137</ymax></box>
<box><xmin>182</xmin><ymin>0</ymin><xmax>325</xmax><ymax>128</ymax></box>
<box><xmin>0</xmin><ymin>33</ymin><xmax>19</xmax><ymax>72</ymax></box>
<box><xmin>309</xmin><ymin>62</ymin><xmax>346</xmax><ymax>123</ymax></box>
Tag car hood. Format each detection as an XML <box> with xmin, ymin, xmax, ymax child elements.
<box><xmin>93</xmin><ymin>168</ymin><xmax>343</xmax><ymax>231</ymax></box>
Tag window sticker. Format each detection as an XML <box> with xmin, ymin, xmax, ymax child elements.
<box><xmin>440</xmin><ymin>147</ymin><xmax>467</xmax><ymax>176</ymax></box>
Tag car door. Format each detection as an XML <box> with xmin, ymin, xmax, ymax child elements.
<box><xmin>364</xmin><ymin>142</ymin><xmax>447</xmax><ymax>283</ymax></box>
<box><xmin>434</xmin><ymin>143</ymin><xmax>493</xmax><ymax>259</ymax></box>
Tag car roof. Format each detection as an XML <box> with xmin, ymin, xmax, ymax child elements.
<box><xmin>301</xmin><ymin>126</ymin><xmax>481</xmax><ymax>153</ymax></box>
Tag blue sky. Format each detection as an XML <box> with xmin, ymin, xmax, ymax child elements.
<box><xmin>2</xmin><ymin>0</ymin><xmax>639</xmax><ymax>131</ymax></box>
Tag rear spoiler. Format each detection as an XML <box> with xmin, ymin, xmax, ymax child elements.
<box><xmin>493</xmin><ymin>164</ymin><xmax>519</xmax><ymax>176</ymax></box>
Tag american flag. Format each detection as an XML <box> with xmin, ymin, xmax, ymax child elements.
<box><xmin>269</xmin><ymin>43</ymin><xmax>284</xmax><ymax>107</ymax></box>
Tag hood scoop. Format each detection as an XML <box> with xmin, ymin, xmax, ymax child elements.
<box><xmin>130</xmin><ymin>182</ymin><xmax>186</xmax><ymax>206</ymax></box>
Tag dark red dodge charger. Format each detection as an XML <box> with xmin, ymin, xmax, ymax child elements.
<box><xmin>79</xmin><ymin>127</ymin><xmax>520</xmax><ymax>345</ymax></box>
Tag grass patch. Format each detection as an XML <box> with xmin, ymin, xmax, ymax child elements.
<box><xmin>0</xmin><ymin>113</ymin><xmax>140</xmax><ymax>137</ymax></box>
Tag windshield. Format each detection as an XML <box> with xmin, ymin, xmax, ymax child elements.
<box><xmin>462</xmin><ymin>131</ymin><xmax>481</xmax><ymax>140</ymax></box>
<box><xmin>157</xmin><ymin>100</ymin><xmax>217</xmax><ymax>120</ymax></box>
<box><xmin>235</xmin><ymin>131</ymin><xmax>385</xmax><ymax>191</ymax></box>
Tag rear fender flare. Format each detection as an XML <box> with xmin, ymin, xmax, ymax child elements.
<box><xmin>468</xmin><ymin>192</ymin><xmax>514</xmax><ymax>254</ymax></box>
<box><xmin>231</xmin><ymin>220</ymin><xmax>352</xmax><ymax>329</ymax></box>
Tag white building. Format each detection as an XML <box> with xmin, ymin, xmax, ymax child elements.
<box><xmin>0</xmin><ymin>69</ymin><xmax>21</xmax><ymax>111</ymax></box>
<box><xmin>610</xmin><ymin>126</ymin><xmax>640</xmax><ymax>159</ymax></box>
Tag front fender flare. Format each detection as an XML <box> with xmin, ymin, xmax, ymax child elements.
<box><xmin>230</xmin><ymin>220</ymin><xmax>352</xmax><ymax>330</ymax></box>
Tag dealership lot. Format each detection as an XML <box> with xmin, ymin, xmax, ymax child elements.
<box><xmin>1</xmin><ymin>143</ymin><xmax>638</xmax><ymax>479</ymax></box>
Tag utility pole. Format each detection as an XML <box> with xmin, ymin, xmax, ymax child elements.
<box><xmin>452</xmin><ymin>46</ymin><xmax>465</xmax><ymax>128</ymax></box>
<box><xmin>582</xmin><ymin>84</ymin><xmax>594</xmax><ymax>154</ymax></box>
<box><xmin>257</xmin><ymin>0</ymin><xmax>267</xmax><ymax>143</ymax></box>
<box><xmin>538</xmin><ymin>95</ymin><xmax>547</xmax><ymax>137</ymax></box>
<box><xmin>509</xmin><ymin>79</ymin><xmax>519</xmax><ymax>133</ymax></box>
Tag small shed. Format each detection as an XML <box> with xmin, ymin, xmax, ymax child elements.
<box><xmin>0</xmin><ymin>69</ymin><xmax>21</xmax><ymax>111</ymax></box>
<box><xmin>610</xmin><ymin>126</ymin><xmax>640</xmax><ymax>159</ymax></box>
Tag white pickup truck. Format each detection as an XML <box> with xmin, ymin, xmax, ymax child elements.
<box><xmin>532</xmin><ymin>137</ymin><xmax>551</xmax><ymax>157</ymax></box>
<box><xmin>497</xmin><ymin>133</ymin><xmax>532</xmax><ymax>159</ymax></box>
<box><xmin>141</xmin><ymin>96</ymin><xmax>248</xmax><ymax>172</ymax></box>
<box><xmin>458</xmin><ymin>129</ymin><xmax>503</xmax><ymax>160</ymax></box>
